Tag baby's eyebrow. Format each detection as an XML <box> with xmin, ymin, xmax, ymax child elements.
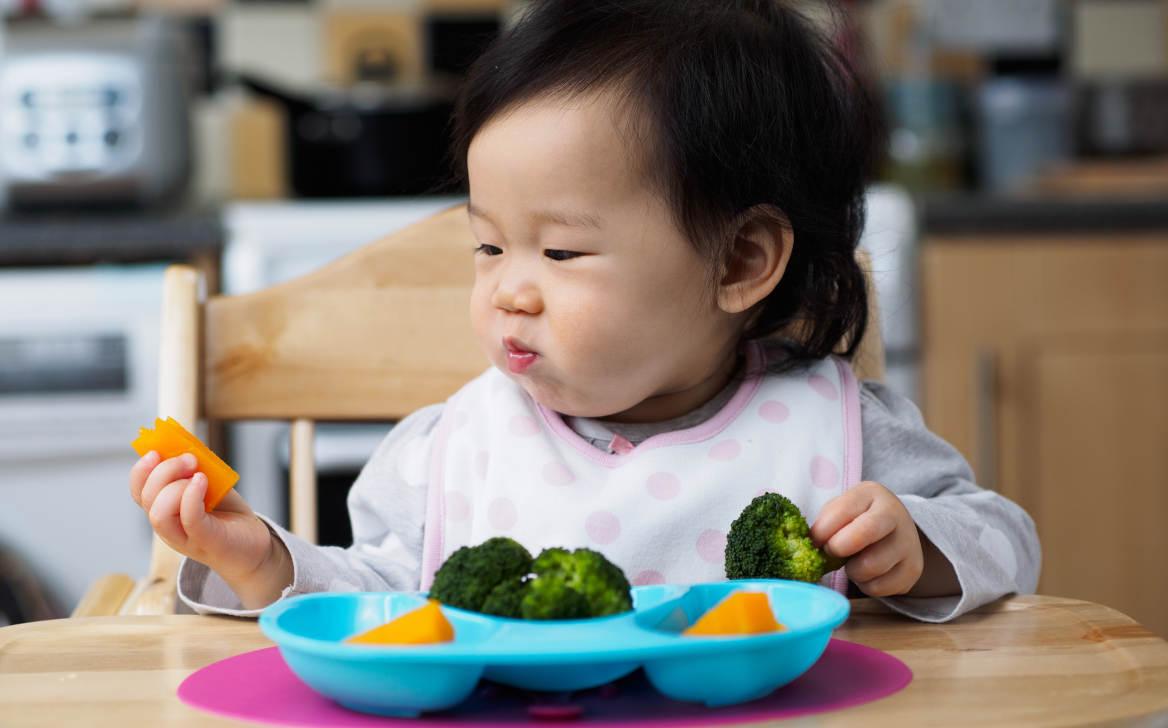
<box><xmin>532</xmin><ymin>208</ymin><xmax>604</xmax><ymax>231</ymax></box>
<box><xmin>468</xmin><ymin>202</ymin><xmax>603</xmax><ymax>231</ymax></box>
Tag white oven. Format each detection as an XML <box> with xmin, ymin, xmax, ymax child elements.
<box><xmin>0</xmin><ymin>263</ymin><xmax>164</xmax><ymax>613</ymax></box>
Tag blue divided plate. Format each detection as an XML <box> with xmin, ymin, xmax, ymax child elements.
<box><xmin>259</xmin><ymin>579</ymin><xmax>850</xmax><ymax>718</ymax></box>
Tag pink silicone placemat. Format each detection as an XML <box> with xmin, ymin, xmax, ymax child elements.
<box><xmin>178</xmin><ymin>639</ymin><xmax>911</xmax><ymax>726</ymax></box>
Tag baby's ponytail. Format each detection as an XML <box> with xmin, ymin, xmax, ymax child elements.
<box><xmin>749</xmin><ymin>231</ymin><xmax>871</xmax><ymax>366</ymax></box>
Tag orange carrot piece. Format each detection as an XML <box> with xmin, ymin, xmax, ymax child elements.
<box><xmin>346</xmin><ymin>600</ymin><xmax>455</xmax><ymax>645</ymax></box>
<box><xmin>131</xmin><ymin>417</ymin><xmax>240</xmax><ymax>511</ymax></box>
<box><xmin>683</xmin><ymin>591</ymin><xmax>785</xmax><ymax>636</ymax></box>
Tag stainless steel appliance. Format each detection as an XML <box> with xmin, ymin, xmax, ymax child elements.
<box><xmin>976</xmin><ymin>77</ymin><xmax>1072</xmax><ymax>192</ymax></box>
<box><xmin>859</xmin><ymin>185</ymin><xmax>920</xmax><ymax>404</ymax></box>
<box><xmin>1074</xmin><ymin>80</ymin><xmax>1168</xmax><ymax>157</ymax></box>
<box><xmin>0</xmin><ymin>17</ymin><xmax>191</xmax><ymax>209</ymax></box>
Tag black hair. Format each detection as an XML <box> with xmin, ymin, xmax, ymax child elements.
<box><xmin>447</xmin><ymin>0</ymin><xmax>884</xmax><ymax>370</ymax></box>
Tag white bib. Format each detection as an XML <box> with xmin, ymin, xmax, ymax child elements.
<box><xmin>419</xmin><ymin>341</ymin><xmax>861</xmax><ymax>594</ymax></box>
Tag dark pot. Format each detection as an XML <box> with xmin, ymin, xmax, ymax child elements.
<box><xmin>234</xmin><ymin>73</ymin><xmax>459</xmax><ymax>198</ymax></box>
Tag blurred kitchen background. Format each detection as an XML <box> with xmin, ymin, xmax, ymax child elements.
<box><xmin>0</xmin><ymin>0</ymin><xmax>1165</xmax><ymax>636</ymax></box>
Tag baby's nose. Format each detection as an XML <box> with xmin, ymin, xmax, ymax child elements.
<box><xmin>492</xmin><ymin>284</ymin><xmax>543</xmax><ymax>314</ymax></box>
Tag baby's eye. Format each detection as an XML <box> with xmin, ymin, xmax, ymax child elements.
<box><xmin>474</xmin><ymin>244</ymin><xmax>503</xmax><ymax>256</ymax></box>
<box><xmin>544</xmin><ymin>249</ymin><xmax>583</xmax><ymax>261</ymax></box>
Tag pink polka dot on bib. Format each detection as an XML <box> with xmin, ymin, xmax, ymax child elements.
<box><xmin>633</xmin><ymin>570</ymin><xmax>665</xmax><ymax>586</ymax></box>
<box><xmin>708</xmin><ymin>440</ymin><xmax>741</xmax><ymax>461</ymax></box>
<box><xmin>488</xmin><ymin>498</ymin><xmax>518</xmax><ymax>530</ymax></box>
<box><xmin>586</xmin><ymin>511</ymin><xmax>621</xmax><ymax>545</ymax></box>
<box><xmin>759</xmin><ymin>400</ymin><xmax>791</xmax><ymax>423</ymax></box>
<box><xmin>646</xmin><ymin>471</ymin><xmax>681</xmax><ymax>500</ymax></box>
<box><xmin>542</xmin><ymin>461</ymin><xmax>575</xmax><ymax>486</ymax></box>
<box><xmin>810</xmin><ymin>456</ymin><xmax>840</xmax><ymax>489</ymax></box>
<box><xmin>696</xmin><ymin>529</ymin><xmax>727</xmax><ymax>564</ymax></box>
<box><xmin>508</xmin><ymin>415</ymin><xmax>541</xmax><ymax>436</ymax></box>
<box><xmin>808</xmin><ymin>374</ymin><xmax>839</xmax><ymax>400</ymax></box>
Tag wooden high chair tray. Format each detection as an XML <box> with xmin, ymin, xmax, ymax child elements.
<box><xmin>0</xmin><ymin>595</ymin><xmax>1166</xmax><ymax>726</ymax></box>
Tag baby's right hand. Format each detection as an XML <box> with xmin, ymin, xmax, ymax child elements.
<box><xmin>129</xmin><ymin>451</ymin><xmax>274</xmax><ymax>583</ymax></box>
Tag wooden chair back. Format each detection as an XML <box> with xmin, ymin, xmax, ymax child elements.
<box><xmin>85</xmin><ymin>203</ymin><xmax>884</xmax><ymax>616</ymax></box>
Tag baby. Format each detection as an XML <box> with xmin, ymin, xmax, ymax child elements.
<box><xmin>129</xmin><ymin>0</ymin><xmax>1038</xmax><ymax>623</ymax></box>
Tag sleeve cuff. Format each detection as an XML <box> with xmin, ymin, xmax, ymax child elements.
<box><xmin>873</xmin><ymin>495</ymin><xmax>976</xmax><ymax>623</ymax></box>
<box><xmin>176</xmin><ymin>513</ymin><xmax>301</xmax><ymax>618</ymax></box>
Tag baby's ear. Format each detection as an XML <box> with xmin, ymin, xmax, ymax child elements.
<box><xmin>716</xmin><ymin>206</ymin><xmax>793</xmax><ymax>315</ymax></box>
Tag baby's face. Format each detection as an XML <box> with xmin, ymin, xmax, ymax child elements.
<box><xmin>467</xmin><ymin>91</ymin><xmax>739</xmax><ymax>421</ymax></box>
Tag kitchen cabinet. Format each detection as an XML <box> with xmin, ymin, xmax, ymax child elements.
<box><xmin>922</xmin><ymin>235</ymin><xmax>1168</xmax><ymax>638</ymax></box>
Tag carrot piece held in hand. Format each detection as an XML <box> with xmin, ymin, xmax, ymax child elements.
<box><xmin>131</xmin><ymin>417</ymin><xmax>239</xmax><ymax>511</ymax></box>
<box><xmin>346</xmin><ymin>600</ymin><xmax>455</xmax><ymax>645</ymax></box>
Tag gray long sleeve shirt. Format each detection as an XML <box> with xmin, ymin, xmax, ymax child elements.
<box><xmin>179</xmin><ymin>380</ymin><xmax>1041</xmax><ymax>623</ymax></box>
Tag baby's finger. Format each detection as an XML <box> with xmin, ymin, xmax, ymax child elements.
<box><xmin>824</xmin><ymin>508</ymin><xmax>897</xmax><ymax>560</ymax></box>
<box><xmin>179</xmin><ymin>473</ymin><xmax>216</xmax><ymax>543</ymax></box>
<box><xmin>844</xmin><ymin>531</ymin><xmax>901</xmax><ymax>584</ymax></box>
<box><xmin>809</xmin><ymin>487</ymin><xmax>875</xmax><ymax>546</ymax></box>
<box><xmin>213</xmin><ymin>488</ymin><xmax>254</xmax><ymax>517</ymax></box>
<box><xmin>148</xmin><ymin>479</ymin><xmax>190</xmax><ymax>547</ymax></box>
<box><xmin>129</xmin><ymin>451</ymin><xmax>161</xmax><ymax>506</ymax></box>
<box><xmin>855</xmin><ymin>558</ymin><xmax>915</xmax><ymax>598</ymax></box>
<box><xmin>140</xmin><ymin>453</ymin><xmax>197</xmax><ymax>514</ymax></box>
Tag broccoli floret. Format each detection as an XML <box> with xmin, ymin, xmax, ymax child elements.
<box><xmin>477</xmin><ymin>547</ymin><xmax>633</xmax><ymax>620</ymax></box>
<box><xmin>724</xmin><ymin>493</ymin><xmax>845</xmax><ymax>582</ymax></box>
<box><xmin>480</xmin><ymin>575</ymin><xmax>595</xmax><ymax>620</ymax></box>
<box><xmin>520</xmin><ymin>576</ymin><xmax>591</xmax><ymax>620</ymax></box>
<box><xmin>428</xmin><ymin>537</ymin><xmax>533</xmax><ymax>612</ymax></box>
<box><xmin>530</xmin><ymin>547</ymin><xmax>633</xmax><ymax>617</ymax></box>
<box><xmin>429</xmin><ymin>539</ymin><xmax>633</xmax><ymax>620</ymax></box>
<box><xmin>480</xmin><ymin>578</ymin><xmax>529</xmax><ymax>618</ymax></box>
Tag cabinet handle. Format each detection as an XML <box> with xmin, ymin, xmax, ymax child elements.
<box><xmin>974</xmin><ymin>349</ymin><xmax>998</xmax><ymax>491</ymax></box>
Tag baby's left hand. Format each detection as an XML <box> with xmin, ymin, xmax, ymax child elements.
<box><xmin>810</xmin><ymin>481</ymin><xmax>923</xmax><ymax>597</ymax></box>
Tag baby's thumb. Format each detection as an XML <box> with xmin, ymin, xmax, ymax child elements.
<box><xmin>179</xmin><ymin>473</ymin><xmax>214</xmax><ymax>542</ymax></box>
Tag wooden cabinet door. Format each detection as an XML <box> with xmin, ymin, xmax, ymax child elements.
<box><xmin>1022</xmin><ymin>333</ymin><xmax>1168</xmax><ymax>637</ymax></box>
<box><xmin>922</xmin><ymin>238</ymin><xmax>1168</xmax><ymax>637</ymax></box>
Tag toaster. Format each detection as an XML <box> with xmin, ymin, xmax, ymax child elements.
<box><xmin>0</xmin><ymin>17</ymin><xmax>191</xmax><ymax>210</ymax></box>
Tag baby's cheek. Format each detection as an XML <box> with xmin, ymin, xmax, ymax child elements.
<box><xmin>553</xmin><ymin>302</ymin><xmax>626</xmax><ymax>371</ymax></box>
<box><xmin>468</xmin><ymin>289</ymin><xmax>494</xmax><ymax>342</ymax></box>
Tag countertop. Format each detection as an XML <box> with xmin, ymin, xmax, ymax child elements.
<box><xmin>3</xmin><ymin>595</ymin><xmax>1167</xmax><ymax>726</ymax></box>
<box><xmin>922</xmin><ymin>194</ymin><xmax>1168</xmax><ymax>235</ymax></box>
<box><xmin>3</xmin><ymin>193</ymin><xmax>1167</xmax><ymax>269</ymax></box>
<box><xmin>0</xmin><ymin>205</ymin><xmax>223</xmax><ymax>266</ymax></box>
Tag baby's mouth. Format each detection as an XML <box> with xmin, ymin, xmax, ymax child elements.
<box><xmin>503</xmin><ymin>337</ymin><xmax>540</xmax><ymax>374</ymax></box>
